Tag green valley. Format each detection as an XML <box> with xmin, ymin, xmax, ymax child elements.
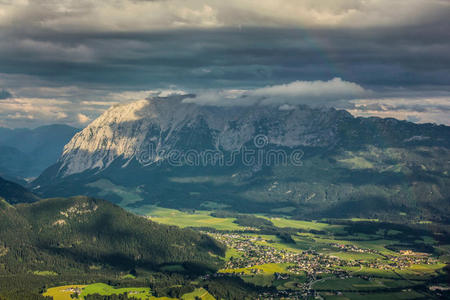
<box><xmin>141</xmin><ymin>207</ymin><xmax>450</xmax><ymax>299</ymax></box>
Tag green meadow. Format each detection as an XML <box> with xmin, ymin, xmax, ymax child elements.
<box><xmin>44</xmin><ymin>283</ymin><xmax>172</xmax><ymax>300</ymax></box>
<box><xmin>140</xmin><ymin>206</ymin><xmax>243</xmax><ymax>231</ymax></box>
<box><xmin>181</xmin><ymin>288</ymin><xmax>215</xmax><ymax>300</ymax></box>
<box><xmin>219</xmin><ymin>263</ymin><xmax>292</xmax><ymax>275</ymax></box>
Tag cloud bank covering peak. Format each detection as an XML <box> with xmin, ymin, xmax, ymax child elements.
<box><xmin>184</xmin><ymin>78</ymin><xmax>368</xmax><ymax>106</ymax></box>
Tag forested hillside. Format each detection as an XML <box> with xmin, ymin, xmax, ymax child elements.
<box><xmin>0</xmin><ymin>176</ymin><xmax>39</xmax><ymax>204</ymax></box>
<box><xmin>0</xmin><ymin>196</ymin><xmax>226</xmax><ymax>299</ymax></box>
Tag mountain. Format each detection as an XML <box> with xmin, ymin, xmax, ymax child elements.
<box><xmin>0</xmin><ymin>124</ymin><xmax>79</xmax><ymax>180</ymax></box>
<box><xmin>34</xmin><ymin>96</ymin><xmax>450</xmax><ymax>222</ymax></box>
<box><xmin>0</xmin><ymin>176</ymin><xmax>39</xmax><ymax>204</ymax></box>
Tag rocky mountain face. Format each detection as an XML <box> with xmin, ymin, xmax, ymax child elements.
<box><xmin>54</xmin><ymin>96</ymin><xmax>349</xmax><ymax>177</ymax></box>
<box><xmin>0</xmin><ymin>124</ymin><xmax>79</xmax><ymax>181</ymax></box>
<box><xmin>34</xmin><ymin>96</ymin><xmax>450</xmax><ymax>222</ymax></box>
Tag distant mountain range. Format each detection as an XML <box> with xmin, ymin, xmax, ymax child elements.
<box><xmin>34</xmin><ymin>96</ymin><xmax>450</xmax><ymax>222</ymax></box>
<box><xmin>0</xmin><ymin>124</ymin><xmax>79</xmax><ymax>181</ymax></box>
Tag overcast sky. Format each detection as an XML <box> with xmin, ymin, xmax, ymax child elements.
<box><xmin>0</xmin><ymin>0</ymin><xmax>449</xmax><ymax>128</ymax></box>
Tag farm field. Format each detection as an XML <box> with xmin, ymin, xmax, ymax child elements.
<box><xmin>181</xmin><ymin>288</ymin><xmax>215</xmax><ymax>300</ymax></box>
<box><xmin>44</xmin><ymin>283</ymin><xmax>171</xmax><ymax>300</ymax></box>
<box><xmin>43</xmin><ymin>285</ymin><xmax>87</xmax><ymax>300</ymax></box>
<box><xmin>137</xmin><ymin>205</ymin><xmax>243</xmax><ymax>231</ymax></box>
<box><xmin>79</xmin><ymin>283</ymin><xmax>153</xmax><ymax>299</ymax></box>
<box><xmin>43</xmin><ymin>283</ymin><xmax>218</xmax><ymax>300</ymax></box>
<box><xmin>320</xmin><ymin>290</ymin><xmax>425</xmax><ymax>300</ymax></box>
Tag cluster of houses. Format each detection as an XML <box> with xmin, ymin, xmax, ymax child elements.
<box><xmin>206</xmin><ymin>232</ymin><xmax>440</xmax><ymax>299</ymax></box>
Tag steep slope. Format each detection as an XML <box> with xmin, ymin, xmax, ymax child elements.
<box><xmin>34</xmin><ymin>96</ymin><xmax>450</xmax><ymax>221</ymax></box>
<box><xmin>0</xmin><ymin>176</ymin><xmax>39</xmax><ymax>204</ymax></box>
<box><xmin>0</xmin><ymin>196</ymin><xmax>225</xmax><ymax>276</ymax></box>
<box><xmin>0</xmin><ymin>124</ymin><xmax>79</xmax><ymax>179</ymax></box>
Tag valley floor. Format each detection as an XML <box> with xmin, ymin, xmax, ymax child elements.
<box><xmin>4</xmin><ymin>206</ymin><xmax>449</xmax><ymax>300</ymax></box>
<box><xmin>143</xmin><ymin>207</ymin><xmax>450</xmax><ymax>299</ymax></box>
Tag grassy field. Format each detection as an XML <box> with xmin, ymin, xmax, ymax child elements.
<box><xmin>326</xmin><ymin>251</ymin><xmax>384</xmax><ymax>261</ymax></box>
<box><xmin>313</xmin><ymin>277</ymin><xmax>418</xmax><ymax>292</ymax></box>
<box><xmin>262</xmin><ymin>216</ymin><xmax>345</xmax><ymax>232</ymax></box>
<box><xmin>43</xmin><ymin>283</ymin><xmax>217</xmax><ymax>300</ymax></box>
<box><xmin>44</xmin><ymin>283</ymin><xmax>162</xmax><ymax>300</ymax></box>
<box><xmin>242</xmin><ymin>274</ymin><xmax>275</xmax><ymax>287</ymax></box>
<box><xmin>219</xmin><ymin>263</ymin><xmax>292</xmax><ymax>275</ymax></box>
<box><xmin>307</xmin><ymin>234</ymin><xmax>400</xmax><ymax>256</ymax></box>
<box><xmin>43</xmin><ymin>285</ymin><xmax>87</xmax><ymax>300</ymax></box>
<box><xmin>181</xmin><ymin>288</ymin><xmax>215</xmax><ymax>300</ymax></box>
<box><xmin>32</xmin><ymin>270</ymin><xmax>58</xmax><ymax>276</ymax></box>
<box><xmin>142</xmin><ymin>206</ymin><xmax>243</xmax><ymax>231</ymax></box>
<box><xmin>342</xmin><ymin>266</ymin><xmax>401</xmax><ymax>279</ymax></box>
<box><xmin>137</xmin><ymin>205</ymin><xmax>350</xmax><ymax>234</ymax></box>
<box><xmin>395</xmin><ymin>263</ymin><xmax>447</xmax><ymax>280</ymax></box>
<box><xmin>321</xmin><ymin>290</ymin><xmax>425</xmax><ymax>300</ymax></box>
<box><xmin>80</xmin><ymin>283</ymin><xmax>153</xmax><ymax>299</ymax></box>
<box><xmin>225</xmin><ymin>248</ymin><xmax>244</xmax><ymax>260</ymax></box>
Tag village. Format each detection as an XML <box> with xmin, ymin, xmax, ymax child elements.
<box><xmin>206</xmin><ymin>232</ymin><xmax>440</xmax><ymax>299</ymax></box>
<box><xmin>210</xmin><ymin>232</ymin><xmax>436</xmax><ymax>272</ymax></box>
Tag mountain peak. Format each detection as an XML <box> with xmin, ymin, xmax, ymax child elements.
<box><xmin>34</xmin><ymin>101</ymin><xmax>450</xmax><ymax>221</ymax></box>
<box><xmin>56</xmin><ymin>100</ymin><xmax>349</xmax><ymax>177</ymax></box>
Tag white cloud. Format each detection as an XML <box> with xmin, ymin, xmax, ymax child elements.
<box><xmin>76</xmin><ymin>113</ymin><xmax>90</xmax><ymax>124</ymax></box>
<box><xmin>80</xmin><ymin>101</ymin><xmax>119</xmax><ymax>106</ymax></box>
<box><xmin>0</xmin><ymin>96</ymin><xmax>100</xmax><ymax>128</ymax></box>
<box><xmin>254</xmin><ymin>78</ymin><xmax>367</xmax><ymax>104</ymax></box>
<box><xmin>278</xmin><ymin>104</ymin><xmax>296</xmax><ymax>111</ymax></box>
<box><xmin>346</xmin><ymin>97</ymin><xmax>450</xmax><ymax>126</ymax></box>
<box><xmin>0</xmin><ymin>86</ymin><xmax>191</xmax><ymax>128</ymax></box>
<box><xmin>185</xmin><ymin>78</ymin><xmax>368</xmax><ymax>106</ymax></box>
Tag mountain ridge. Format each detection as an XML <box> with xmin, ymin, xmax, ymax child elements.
<box><xmin>0</xmin><ymin>124</ymin><xmax>79</xmax><ymax>180</ymax></box>
<box><xmin>34</xmin><ymin>98</ymin><xmax>450</xmax><ymax>222</ymax></box>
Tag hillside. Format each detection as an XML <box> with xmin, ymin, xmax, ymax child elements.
<box><xmin>0</xmin><ymin>176</ymin><xmax>39</xmax><ymax>204</ymax></box>
<box><xmin>33</xmin><ymin>97</ymin><xmax>450</xmax><ymax>222</ymax></box>
<box><xmin>0</xmin><ymin>196</ymin><xmax>224</xmax><ymax>275</ymax></box>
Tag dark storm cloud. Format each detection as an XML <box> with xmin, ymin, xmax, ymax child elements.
<box><xmin>0</xmin><ymin>0</ymin><xmax>449</xmax><ymax>127</ymax></box>
<box><xmin>0</xmin><ymin>28</ymin><xmax>450</xmax><ymax>91</ymax></box>
<box><xmin>0</xmin><ymin>23</ymin><xmax>449</xmax><ymax>91</ymax></box>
